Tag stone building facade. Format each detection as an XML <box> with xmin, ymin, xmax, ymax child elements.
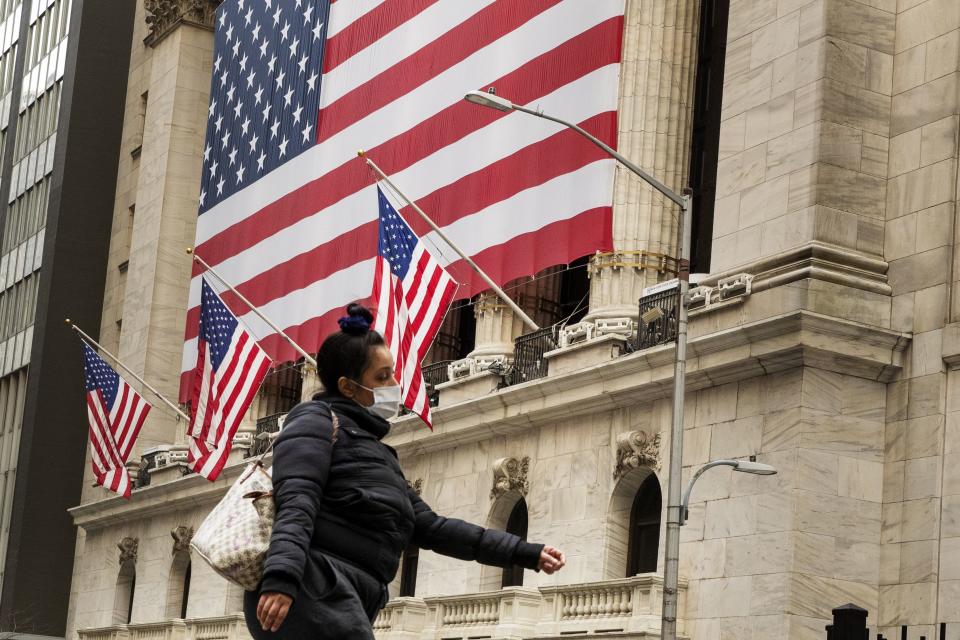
<box><xmin>64</xmin><ymin>0</ymin><xmax>960</xmax><ymax>639</ymax></box>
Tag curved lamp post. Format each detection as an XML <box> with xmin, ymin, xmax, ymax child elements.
<box><xmin>464</xmin><ymin>89</ymin><xmax>693</xmax><ymax>640</ymax></box>
<box><xmin>681</xmin><ymin>459</ymin><xmax>778</xmax><ymax>524</ymax></box>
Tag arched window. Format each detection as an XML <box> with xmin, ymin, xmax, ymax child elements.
<box><xmin>165</xmin><ymin>552</ymin><xmax>191</xmax><ymax>619</ymax></box>
<box><xmin>501</xmin><ymin>498</ymin><xmax>529</xmax><ymax>588</ymax></box>
<box><xmin>112</xmin><ymin>561</ymin><xmax>136</xmax><ymax>624</ymax></box>
<box><xmin>399</xmin><ymin>544</ymin><xmax>419</xmax><ymax>597</ymax></box>
<box><xmin>626</xmin><ymin>474</ymin><xmax>662</xmax><ymax>576</ymax></box>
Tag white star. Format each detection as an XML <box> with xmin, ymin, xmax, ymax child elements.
<box><xmin>219</xmin><ymin>69</ymin><xmax>229</xmax><ymax>87</ymax></box>
<box><xmin>303</xmin><ymin>4</ymin><xmax>314</xmax><ymax>23</ymax></box>
<box><xmin>306</xmin><ymin>71</ymin><xmax>318</xmax><ymax>92</ymax></box>
<box><xmin>241</xmin><ymin>116</ymin><xmax>251</xmax><ymax>136</ymax></box>
<box><xmin>244</xmin><ymin>7</ymin><xmax>253</xmax><ymax>26</ymax></box>
<box><xmin>239</xmin><ymin>53</ymin><xmax>248</xmax><ymax>73</ymax></box>
<box><xmin>265</xmin><ymin>0</ymin><xmax>272</xmax><ymax>8</ymax></box>
<box><xmin>246</xmin><ymin>68</ymin><xmax>256</xmax><ymax>89</ymax></box>
<box><xmin>254</xmin><ymin>85</ymin><xmax>264</xmax><ymax>105</ymax></box>
<box><xmin>298</xmin><ymin>53</ymin><xmax>309</xmax><ymax>74</ymax></box>
<box><xmin>214</xmin><ymin>54</ymin><xmax>222</xmax><ymax>73</ymax></box>
<box><xmin>259</xmin><ymin>40</ymin><xmax>269</xmax><ymax>59</ymax></box>
<box><xmin>279</xmin><ymin>136</ymin><xmax>289</xmax><ymax>157</ymax></box>
<box><xmin>219</xmin><ymin>11</ymin><xmax>226</xmax><ymax>27</ymax></box>
<box><xmin>209</xmin><ymin>160</ymin><xmax>218</xmax><ymax>178</ymax></box>
<box><xmin>257</xmin><ymin>150</ymin><xmax>267</xmax><ymax>171</ymax></box>
<box><xmin>283</xmin><ymin>87</ymin><xmax>294</xmax><ymax>107</ymax></box>
<box><xmin>312</xmin><ymin>21</ymin><xmax>324</xmax><ymax>40</ymax></box>
<box><xmin>203</xmin><ymin>144</ymin><xmax>211</xmax><ymax>161</ymax></box>
<box><xmin>237</xmin><ymin>164</ymin><xmax>246</xmax><ymax>184</ymax></box>
<box><xmin>295</xmin><ymin>0</ymin><xmax>302</xmax><ymax>7</ymax></box>
<box><xmin>226</xmin><ymin>84</ymin><xmax>236</xmax><ymax>104</ymax></box>
<box><xmin>270</xmin><ymin>118</ymin><xmax>280</xmax><ymax>139</ymax></box>
<box><xmin>268</xmin><ymin>54</ymin><xmax>277</xmax><ymax>76</ymax></box>
<box><xmin>208</xmin><ymin>99</ymin><xmax>217</xmax><ymax>118</ymax></box>
<box><xmin>217</xmin><ymin>176</ymin><xmax>226</xmax><ymax>195</ymax></box>
<box><xmin>233</xmin><ymin>100</ymin><xmax>243</xmax><ymax>120</ymax></box>
<box><xmin>199</xmin><ymin>189</ymin><xmax>206</xmax><ymax>206</ymax></box>
<box><xmin>262</xmin><ymin>102</ymin><xmax>272</xmax><ymax>123</ymax></box>
<box><xmin>273</xmin><ymin>6</ymin><xmax>282</xmax><ymax>25</ymax></box>
<box><xmin>229</xmin><ymin>146</ymin><xmax>238</xmax><ymax>165</ymax></box>
<box><xmin>221</xmin><ymin>130</ymin><xmax>231</xmax><ymax>149</ymax></box>
<box><xmin>289</xmin><ymin>37</ymin><xmax>299</xmax><ymax>58</ymax></box>
<box><xmin>232</xmin><ymin>39</ymin><xmax>241</xmax><ymax>58</ymax></box>
<box><xmin>248</xmin><ymin>132</ymin><xmax>259</xmax><ymax>153</ymax></box>
<box><xmin>275</xmin><ymin>69</ymin><xmax>286</xmax><ymax>91</ymax></box>
<box><xmin>292</xmin><ymin>104</ymin><xmax>303</xmax><ymax>124</ymax></box>
<box><xmin>214</xmin><ymin>114</ymin><xmax>223</xmax><ymax>132</ymax></box>
<box><xmin>302</xmin><ymin>122</ymin><xmax>313</xmax><ymax>143</ymax></box>
<box><xmin>281</xmin><ymin>21</ymin><xmax>290</xmax><ymax>41</ymax></box>
<box><xmin>252</xmin><ymin>21</ymin><xmax>262</xmax><ymax>42</ymax></box>
<box><xmin>225</xmin><ymin>23</ymin><xmax>234</xmax><ymax>42</ymax></box>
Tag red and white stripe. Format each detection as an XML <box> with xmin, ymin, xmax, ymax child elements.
<box><xmin>374</xmin><ymin>241</ymin><xmax>457</xmax><ymax>427</ymax></box>
<box><xmin>87</xmin><ymin>381</ymin><xmax>150</xmax><ymax>498</ymax></box>
<box><xmin>187</xmin><ymin>324</ymin><xmax>271</xmax><ymax>481</ymax></box>
<box><xmin>180</xmin><ymin>0</ymin><xmax>623</xmax><ymax>397</ymax></box>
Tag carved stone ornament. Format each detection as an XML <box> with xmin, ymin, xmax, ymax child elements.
<box><xmin>614</xmin><ymin>430</ymin><xmax>661</xmax><ymax>479</ymax></box>
<box><xmin>118</xmin><ymin>537</ymin><xmax>139</xmax><ymax>565</ymax></box>
<box><xmin>171</xmin><ymin>526</ymin><xmax>194</xmax><ymax>554</ymax></box>
<box><xmin>144</xmin><ymin>0</ymin><xmax>220</xmax><ymax>47</ymax></box>
<box><xmin>490</xmin><ymin>457</ymin><xmax>530</xmax><ymax>500</ymax></box>
<box><xmin>409</xmin><ymin>478</ymin><xmax>423</xmax><ymax>496</ymax></box>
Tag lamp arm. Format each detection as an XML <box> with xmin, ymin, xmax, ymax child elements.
<box><xmin>679</xmin><ymin>459</ymin><xmax>739</xmax><ymax>525</ymax></box>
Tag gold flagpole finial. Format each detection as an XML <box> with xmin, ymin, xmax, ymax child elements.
<box><xmin>186</xmin><ymin>247</ymin><xmax>194</xmax><ymax>255</ymax></box>
<box><xmin>357</xmin><ymin>149</ymin><xmax>365</xmax><ymax>158</ymax></box>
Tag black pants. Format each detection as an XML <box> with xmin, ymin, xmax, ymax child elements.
<box><xmin>244</xmin><ymin>552</ymin><xmax>389</xmax><ymax>639</ymax></box>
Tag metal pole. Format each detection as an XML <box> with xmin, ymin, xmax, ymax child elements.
<box><xmin>359</xmin><ymin>151</ymin><xmax>540</xmax><ymax>333</ymax></box>
<box><xmin>66</xmin><ymin>319</ymin><xmax>191</xmax><ymax>422</ymax></box>
<box><xmin>188</xmin><ymin>249</ymin><xmax>318</xmax><ymax>368</ymax></box>
<box><xmin>660</xmin><ymin>192</ymin><xmax>692</xmax><ymax>640</ymax></box>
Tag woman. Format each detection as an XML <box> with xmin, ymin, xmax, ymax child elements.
<box><xmin>246</xmin><ymin>304</ymin><xmax>565</xmax><ymax>637</ymax></box>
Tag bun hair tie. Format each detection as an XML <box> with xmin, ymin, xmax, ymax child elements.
<box><xmin>338</xmin><ymin>314</ymin><xmax>370</xmax><ymax>335</ymax></box>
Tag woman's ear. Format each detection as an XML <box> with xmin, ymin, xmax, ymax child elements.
<box><xmin>338</xmin><ymin>376</ymin><xmax>355</xmax><ymax>399</ymax></box>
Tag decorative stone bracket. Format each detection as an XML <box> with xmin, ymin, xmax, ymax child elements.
<box><xmin>491</xmin><ymin>457</ymin><xmax>530</xmax><ymax>500</ymax></box>
<box><xmin>145</xmin><ymin>0</ymin><xmax>220</xmax><ymax>47</ymax></box>
<box><xmin>409</xmin><ymin>478</ymin><xmax>423</xmax><ymax>496</ymax></box>
<box><xmin>118</xmin><ymin>536</ymin><xmax>139</xmax><ymax>565</ymax></box>
<box><xmin>613</xmin><ymin>430</ymin><xmax>661</xmax><ymax>480</ymax></box>
<box><xmin>171</xmin><ymin>525</ymin><xmax>194</xmax><ymax>554</ymax></box>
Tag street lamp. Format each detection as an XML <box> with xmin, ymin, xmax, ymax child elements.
<box><xmin>465</xmin><ymin>89</ymin><xmax>692</xmax><ymax>640</ymax></box>
<box><xmin>681</xmin><ymin>459</ymin><xmax>778</xmax><ymax>524</ymax></box>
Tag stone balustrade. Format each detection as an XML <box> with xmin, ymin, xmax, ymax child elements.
<box><xmin>78</xmin><ymin>614</ymin><xmax>249</xmax><ymax>640</ymax></box>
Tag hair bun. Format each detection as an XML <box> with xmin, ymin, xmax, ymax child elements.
<box><xmin>338</xmin><ymin>303</ymin><xmax>374</xmax><ymax>335</ymax></box>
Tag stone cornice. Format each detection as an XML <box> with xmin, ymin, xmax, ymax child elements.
<box><xmin>70</xmin><ymin>310</ymin><xmax>908</xmax><ymax>531</ymax></box>
<box><xmin>144</xmin><ymin>0</ymin><xmax>220</xmax><ymax>48</ymax></box>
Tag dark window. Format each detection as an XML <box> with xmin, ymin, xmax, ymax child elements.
<box><xmin>399</xmin><ymin>544</ymin><xmax>419</xmax><ymax>597</ymax></box>
<box><xmin>426</xmin><ymin>299</ymin><xmax>477</xmax><ymax>363</ymax></box>
<box><xmin>688</xmin><ymin>0</ymin><xmax>731</xmax><ymax>273</ymax></box>
<box><xmin>180</xmin><ymin>561</ymin><xmax>191</xmax><ymax>619</ymax></box>
<box><xmin>501</xmin><ymin>498</ymin><xmax>529</xmax><ymax>588</ymax></box>
<box><xmin>113</xmin><ymin>561</ymin><xmax>136</xmax><ymax>624</ymax></box>
<box><xmin>127</xmin><ymin>571</ymin><xmax>136</xmax><ymax>624</ymax></box>
<box><xmin>626</xmin><ymin>475</ymin><xmax>662</xmax><ymax>576</ymax></box>
<box><xmin>259</xmin><ymin>363</ymin><xmax>304</xmax><ymax>415</ymax></box>
<box><xmin>558</xmin><ymin>256</ymin><xmax>590</xmax><ymax>325</ymax></box>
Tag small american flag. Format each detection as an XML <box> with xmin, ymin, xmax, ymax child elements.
<box><xmin>187</xmin><ymin>277</ymin><xmax>271</xmax><ymax>480</ymax></box>
<box><xmin>373</xmin><ymin>188</ymin><xmax>456</xmax><ymax>427</ymax></box>
<box><xmin>82</xmin><ymin>343</ymin><xmax>151</xmax><ymax>498</ymax></box>
<box><xmin>181</xmin><ymin>0</ymin><xmax>622</xmax><ymax>399</ymax></box>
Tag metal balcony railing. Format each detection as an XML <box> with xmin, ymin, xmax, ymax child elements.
<box><xmin>509</xmin><ymin>326</ymin><xmax>559</xmax><ymax>386</ymax></box>
<box><xmin>421</xmin><ymin>360</ymin><xmax>452</xmax><ymax>407</ymax></box>
<box><xmin>248</xmin><ymin>412</ymin><xmax>286</xmax><ymax>458</ymax></box>
<box><xmin>636</xmin><ymin>287</ymin><xmax>679</xmax><ymax>350</ymax></box>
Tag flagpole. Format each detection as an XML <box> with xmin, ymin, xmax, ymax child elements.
<box><xmin>358</xmin><ymin>151</ymin><xmax>540</xmax><ymax>333</ymax></box>
<box><xmin>187</xmin><ymin>249</ymin><xmax>319</xmax><ymax>368</ymax></box>
<box><xmin>66</xmin><ymin>319</ymin><xmax>190</xmax><ymax>422</ymax></box>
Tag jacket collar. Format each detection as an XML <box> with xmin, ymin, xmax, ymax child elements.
<box><xmin>315</xmin><ymin>392</ymin><xmax>391</xmax><ymax>440</ymax></box>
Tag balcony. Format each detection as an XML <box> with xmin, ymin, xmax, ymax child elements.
<box><xmin>78</xmin><ymin>614</ymin><xmax>250</xmax><ymax>640</ymax></box>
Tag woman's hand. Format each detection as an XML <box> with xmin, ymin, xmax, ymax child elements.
<box><xmin>538</xmin><ymin>546</ymin><xmax>566</xmax><ymax>574</ymax></box>
<box><xmin>257</xmin><ymin>592</ymin><xmax>293</xmax><ymax>632</ymax></box>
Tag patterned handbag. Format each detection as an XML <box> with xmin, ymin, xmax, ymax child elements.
<box><xmin>190</xmin><ymin>410</ymin><xmax>338</xmax><ymax>591</ymax></box>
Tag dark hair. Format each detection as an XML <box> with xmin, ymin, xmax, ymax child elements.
<box><xmin>316</xmin><ymin>303</ymin><xmax>386</xmax><ymax>392</ymax></box>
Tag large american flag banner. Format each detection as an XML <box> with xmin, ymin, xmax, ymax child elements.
<box><xmin>187</xmin><ymin>278</ymin><xmax>271</xmax><ymax>480</ymax></box>
<box><xmin>373</xmin><ymin>187</ymin><xmax>456</xmax><ymax>427</ymax></box>
<box><xmin>181</xmin><ymin>0</ymin><xmax>623</xmax><ymax>398</ymax></box>
<box><xmin>82</xmin><ymin>343</ymin><xmax>151</xmax><ymax>498</ymax></box>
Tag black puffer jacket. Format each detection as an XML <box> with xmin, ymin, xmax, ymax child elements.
<box><xmin>261</xmin><ymin>394</ymin><xmax>544</xmax><ymax>601</ymax></box>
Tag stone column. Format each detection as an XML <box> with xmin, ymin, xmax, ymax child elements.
<box><xmin>469</xmin><ymin>272</ymin><xmax>562</xmax><ymax>360</ymax></box>
<box><xmin>300</xmin><ymin>362</ymin><xmax>322</xmax><ymax>401</ymax></box>
<box><xmin>118</xmin><ymin>2</ymin><xmax>216</xmax><ymax>450</ymax></box>
<box><xmin>586</xmin><ymin>0</ymin><xmax>699</xmax><ymax>322</ymax></box>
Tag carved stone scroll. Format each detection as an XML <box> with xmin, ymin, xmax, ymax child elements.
<box><xmin>144</xmin><ymin>0</ymin><xmax>220</xmax><ymax>47</ymax></box>
<box><xmin>171</xmin><ymin>526</ymin><xmax>194</xmax><ymax>554</ymax></box>
<box><xmin>490</xmin><ymin>456</ymin><xmax>530</xmax><ymax>500</ymax></box>
<box><xmin>409</xmin><ymin>478</ymin><xmax>423</xmax><ymax>496</ymax></box>
<box><xmin>613</xmin><ymin>430</ymin><xmax>661</xmax><ymax>480</ymax></box>
<box><xmin>118</xmin><ymin>537</ymin><xmax>139</xmax><ymax>565</ymax></box>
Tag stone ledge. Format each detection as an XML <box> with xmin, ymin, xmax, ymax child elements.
<box><xmin>544</xmin><ymin>333</ymin><xmax>628</xmax><ymax>376</ymax></box>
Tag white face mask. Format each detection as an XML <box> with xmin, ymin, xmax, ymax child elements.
<box><xmin>355</xmin><ymin>382</ymin><xmax>402</xmax><ymax>420</ymax></box>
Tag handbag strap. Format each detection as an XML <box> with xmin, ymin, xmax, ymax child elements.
<box><xmin>253</xmin><ymin>402</ymin><xmax>339</xmax><ymax>467</ymax></box>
